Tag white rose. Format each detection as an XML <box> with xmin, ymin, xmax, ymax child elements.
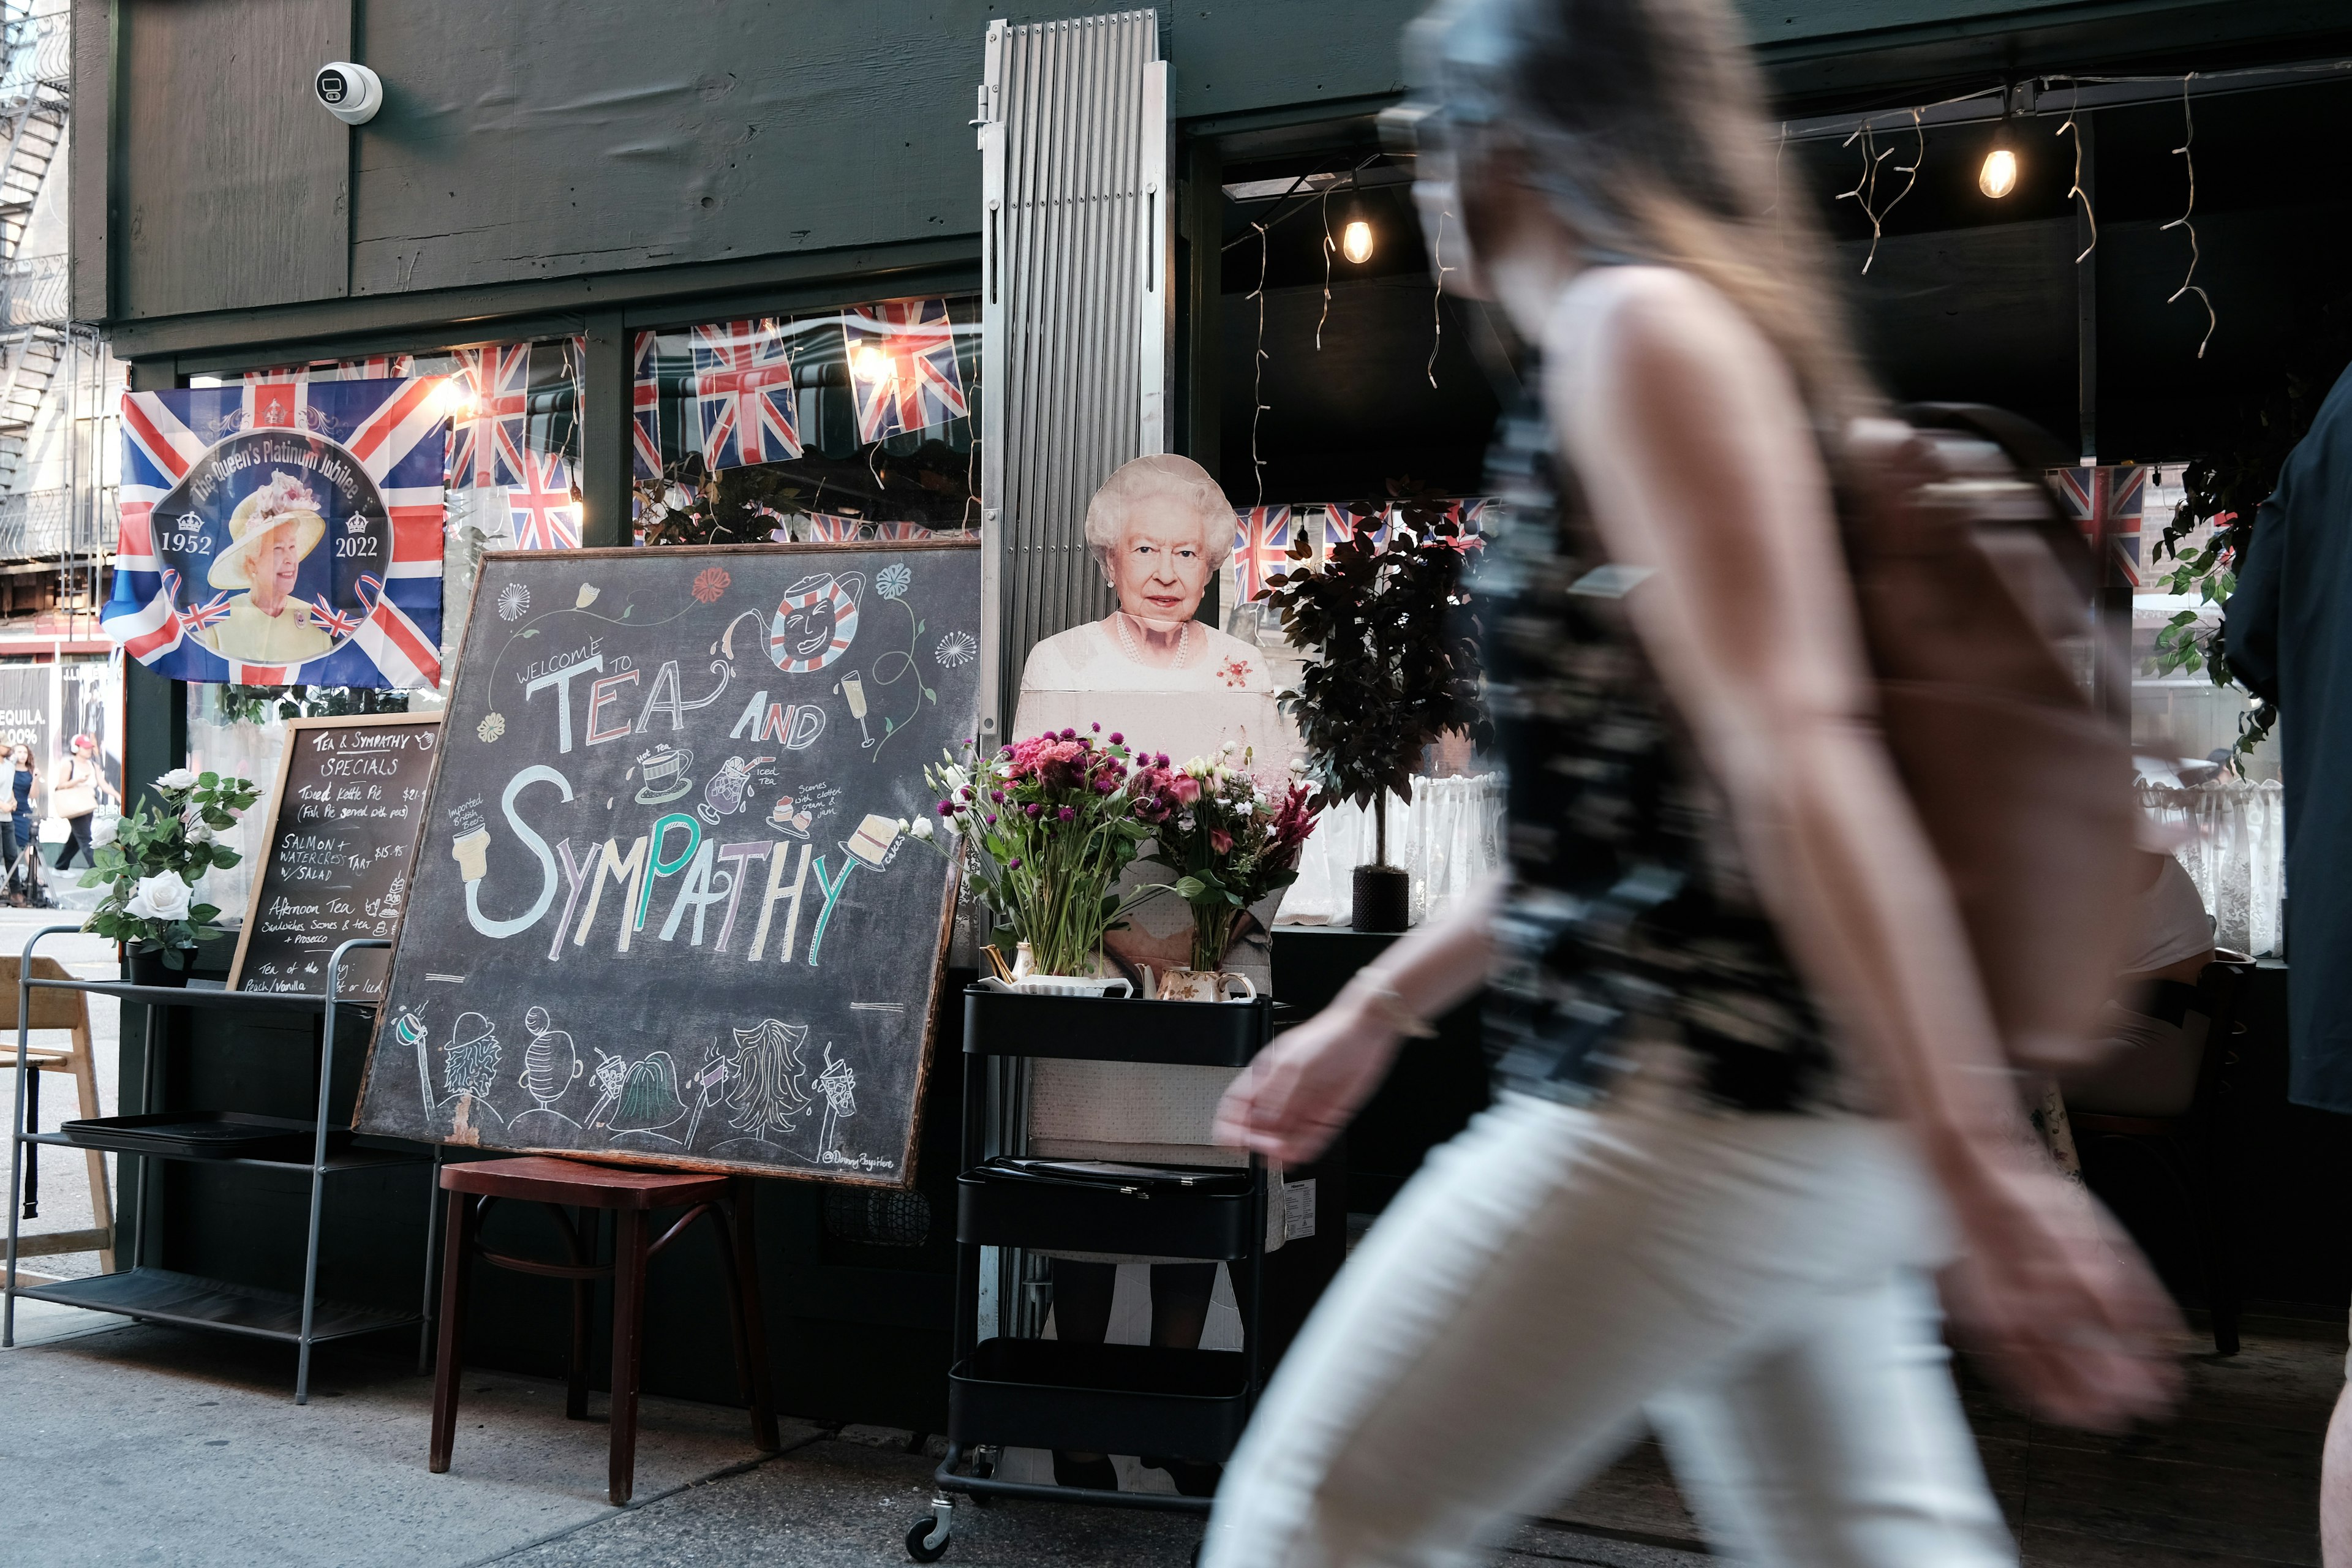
<box><xmin>910</xmin><ymin>816</ymin><xmax>935</xmax><ymax>841</ymax></box>
<box><xmin>154</xmin><ymin>767</ymin><xmax>197</xmax><ymax>791</ymax></box>
<box><xmin>123</xmin><ymin>872</ymin><xmax>195</xmax><ymax>923</ymax></box>
<box><xmin>186</xmin><ymin>824</ymin><xmax>216</xmax><ymax>846</ymax></box>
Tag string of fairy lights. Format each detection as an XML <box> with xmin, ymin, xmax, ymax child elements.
<box><xmin>1818</xmin><ymin>60</ymin><xmax>2352</xmax><ymax>360</ymax></box>
<box><xmin>1226</xmin><ymin>58</ymin><xmax>2347</xmax><ymax>503</ymax></box>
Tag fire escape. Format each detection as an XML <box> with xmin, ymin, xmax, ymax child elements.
<box><xmin>0</xmin><ymin>5</ymin><xmax>99</xmax><ymax>625</ymax></box>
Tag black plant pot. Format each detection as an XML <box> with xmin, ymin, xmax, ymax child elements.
<box><xmin>1351</xmin><ymin>865</ymin><xmax>1411</xmax><ymax>934</ymax></box>
<box><xmin>126</xmin><ymin>947</ymin><xmax>189</xmax><ymax>989</ymax></box>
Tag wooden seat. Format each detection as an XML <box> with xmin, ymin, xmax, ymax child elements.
<box><xmin>429</xmin><ymin>1155</ymin><xmax>779</xmax><ymax>1504</ymax></box>
<box><xmin>1</xmin><ymin>956</ymin><xmax>114</xmax><ymax>1278</ymax></box>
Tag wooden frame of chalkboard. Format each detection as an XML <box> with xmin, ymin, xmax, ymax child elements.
<box><xmin>351</xmin><ymin>540</ymin><xmax>981</xmax><ymax>1188</ymax></box>
<box><xmin>227</xmin><ymin>712</ymin><xmax>442</xmax><ymax>1000</ymax></box>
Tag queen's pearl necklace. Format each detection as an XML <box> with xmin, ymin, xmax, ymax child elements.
<box><xmin>1115</xmin><ymin>612</ymin><xmax>1194</xmax><ymax>669</ymax></box>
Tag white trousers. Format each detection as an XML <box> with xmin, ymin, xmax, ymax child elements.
<box><xmin>1203</xmin><ymin>1085</ymin><xmax>2016</xmax><ymax>1568</ymax></box>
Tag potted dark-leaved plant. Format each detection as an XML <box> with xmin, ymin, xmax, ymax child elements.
<box><xmin>83</xmin><ymin>767</ymin><xmax>260</xmax><ymax>986</ymax></box>
<box><xmin>1259</xmin><ymin>489</ymin><xmax>1489</xmax><ymax>932</ymax></box>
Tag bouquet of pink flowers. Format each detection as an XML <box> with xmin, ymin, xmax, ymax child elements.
<box><xmin>1129</xmin><ymin>747</ymin><xmax>1319</xmax><ymax>973</ymax></box>
<box><xmin>917</xmin><ymin>725</ymin><xmax>1158</xmax><ymax>979</ymax></box>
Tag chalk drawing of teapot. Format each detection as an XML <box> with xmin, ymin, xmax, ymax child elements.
<box><xmin>767</xmin><ymin>571</ymin><xmax>865</xmax><ymax>674</ymax></box>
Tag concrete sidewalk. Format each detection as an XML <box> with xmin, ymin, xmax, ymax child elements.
<box><xmin>0</xmin><ymin>1311</ymin><xmax>1703</xmax><ymax>1567</ymax></box>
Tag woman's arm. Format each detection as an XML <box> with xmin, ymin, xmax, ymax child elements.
<box><xmin>1212</xmin><ymin>876</ymin><xmax>1496</xmax><ymax>1161</ymax></box>
<box><xmin>1550</xmin><ymin>267</ymin><xmax>2176</xmax><ymax>1428</ymax></box>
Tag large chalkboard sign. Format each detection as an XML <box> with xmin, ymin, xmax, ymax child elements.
<box><xmin>228</xmin><ymin>713</ymin><xmax>441</xmax><ymax>1000</ymax></box>
<box><xmin>353</xmin><ymin>540</ymin><xmax>981</xmax><ymax>1187</ymax></box>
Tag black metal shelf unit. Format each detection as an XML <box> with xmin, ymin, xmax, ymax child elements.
<box><xmin>2</xmin><ymin>929</ymin><xmax>439</xmax><ymax>1403</ymax></box>
<box><xmin>914</xmin><ymin>986</ymin><xmax>1273</xmax><ymax>1559</ymax></box>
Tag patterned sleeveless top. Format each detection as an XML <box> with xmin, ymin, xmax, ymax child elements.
<box><xmin>1479</xmin><ymin>386</ymin><xmax>1841</xmax><ymax>1114</ymax></box>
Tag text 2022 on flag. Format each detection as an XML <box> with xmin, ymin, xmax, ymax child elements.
<box><xmin>105</xmin><ymin>379</ymin><xmax>450</xmax><ymax>689</ymax></box>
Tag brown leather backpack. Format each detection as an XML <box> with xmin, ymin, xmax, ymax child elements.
<box><xmin>1842</xmin><ymin>405</ymin><xmax>2141</xmax><ymax>1074</ymax></box>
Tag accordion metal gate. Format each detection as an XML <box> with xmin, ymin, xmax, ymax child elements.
<box><xmin>974</xmin><ymin>9</ymin><xmax>1171</xmax><ymax>742</ymax></box>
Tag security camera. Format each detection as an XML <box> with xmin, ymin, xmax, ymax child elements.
<box><xmin>315</xmin><ymin>62</ymin><xmax>383</xmax><ymax>126</ymax></box>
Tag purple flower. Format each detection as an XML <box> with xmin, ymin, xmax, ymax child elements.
<box><xmin>1008</xmin><ymin>858</ymin><xmax>1023</xmax><ymax>870</ymax></box>
<box><xmin>990</xmin><ymin>789</ymin><xmax>1005</xmax><ymax>804</ymax></box>
<box><xmin>985</xmin><ymin>814</ymin><xmax>998</xmax><ymax>825</ymax></box>
<box><xmin>1057</xmin><ymin>806</ymin><xmax>1076</xmax><ymax>821</ymax></box>
<box><xmin>1109</xmin><ymin>731</ymin><xmax>1124</xmax><ymax>744</ymax></box>
<box><xmin>1059</xmin><ymin>727</ymin><xmax>1077</xmax><ymax>741</ymax></box>
<box><xmin>1091</xmin><ymin>722</ymin><xmax>1101</xmax><ymax>733</ymax></box>
<box><xmin>1025</xmin><ymin>802</ymin><xmax>1042</xmax><ymax>818</ymax></box>
<box><xmin>936</xmin><ymin>801</ymin><xmax>956</xmax><ymax>817</ymax></box>
<box><xmin>1094</xmin><ymin>777</ymin><xmax>1117</xmax><ymax>793</ymax></box>
<box><xmin>960</xmin><ymin>786</ymin><xmax>975</xmax><ymax>799</ymax></box>
<box><xmin>1155</xmin><ymin>752</ymin><xmax>1170</xmax><ymax>769</ymax></box>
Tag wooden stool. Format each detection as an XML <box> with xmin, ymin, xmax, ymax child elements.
<box><xmin>429</xmin><ymin>1156</ymin><xmax>780</xmax><ymax>1504</ymax></box>
<box><xmin>1</xmin><ymin>956</ymin><xmax>115</xmax><ymax>1278</ymax></box>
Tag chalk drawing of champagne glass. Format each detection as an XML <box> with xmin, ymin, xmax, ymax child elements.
<box><xmin>837</xmin><ymin>669</ymin><xmax>873</xmax><ymax>747</ymax></box>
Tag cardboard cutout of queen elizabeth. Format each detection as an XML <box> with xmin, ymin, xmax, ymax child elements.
<box><xmin>1012</xmin><ymin>454</ymin><xmax>1299</xmax><ymax>1007</ymax></box>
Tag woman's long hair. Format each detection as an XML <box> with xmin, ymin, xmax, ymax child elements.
<box><xmin>1415</xmin><ymin>0</ymin><xmax>1875</xmax><ymax>439</ymax></box>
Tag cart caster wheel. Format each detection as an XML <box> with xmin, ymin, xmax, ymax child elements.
<box><xmin>907</xmin><ymin>1515</ymin><xmax>950</xmax><ymax>1562</ymax></box>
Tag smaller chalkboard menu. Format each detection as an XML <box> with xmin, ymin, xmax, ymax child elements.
<box><xmin>227</xmin><ymin>713</ymin><xmax>441</xmax><ymax>1000</ymax></box>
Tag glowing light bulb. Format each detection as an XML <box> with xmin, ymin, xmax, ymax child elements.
<box><xmin>430</xmin><ymin>378</ymin><xmax>475</xmax><ymax>420</ymax></box>
<box><xmin>1341</xmin><ymin>219</ymin><xmax>1375</xmax><ymax>265</ymax></box>
<box><xmin>1978</xmin><ymin>148</ymin><xmax>2019</xmax><ymax>200</ymax></box>
<box><xmin>851</xmin><ymin>343</ymin><xmax>891</xmax><ymax>382</ymax></box>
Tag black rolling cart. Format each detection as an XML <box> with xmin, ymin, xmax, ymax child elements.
<box><xmin>911</xmin><ymin>984</ymin><xmax>1274</xmax><ymax>1561</ymax></box>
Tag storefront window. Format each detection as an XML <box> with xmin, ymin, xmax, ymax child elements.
<box><xmin>2130</xmin><ymin>466</ymin><xmax>2283</xmax><ymax>955</ymax></box>
<box><xmin>239</xmin><ymin>336</ymin><xmax>582</xmax><ymax>669</ymax></box>
<box><xmin>631</xmin><ymin>292</ymin><xmax>981</xmax><ymax>543</ymax></box>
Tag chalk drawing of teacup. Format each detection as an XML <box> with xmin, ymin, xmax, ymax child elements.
<box><xmin>634</xmin><ymin>743</ymin><xmax>695</xmax><ymax>805</ymax></box>
<box><xmin>767</xmin><ymin>572</ymin><xmax>864</xmax><ymax>674</ymax></box>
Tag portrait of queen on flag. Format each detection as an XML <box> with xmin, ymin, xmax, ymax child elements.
<box><xmin>105</xmin><ymin>377</ymin><xmax>450</xmax><ymax>690</ymax></box>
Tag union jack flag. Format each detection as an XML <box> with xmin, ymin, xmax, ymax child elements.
<box><xmin>870</xmin><ymin>521</ymin><xmax>933</xmax><ymax>541</ymax></box>
<box><xmin>508</xmin><ymin>448</ymin><xmax>581</xmax><ymax>551</ymax></box>
<box><xmin>802</xmin><ymin>513</ymin><xmax>865</xmax><ymax>543</ymax></box>
<box><xmin>842</xmin><ymin>298</ymin><xmax>969</xmax><ymax>443</ymax></box>
<box><xmin>692</xmin><ymin>318</ymin><xmax>801</xmax><ymax>471</ymax></box>
<box><xmin>107</xmin><ymin>379</ymin><xmax>449</xmax><ymax>690</ymax></box>
<box><xmin>633</xmin><ymin>330</ymin><xmax>663</xmax><ymax>479</ymax></box>
<box><xmin>309</xmin><ymin>597</ymin><xmax>361</xmax><ymax>639</ymax></box>
<box><xmin>1317</xmin><ymin>502</ymin><xmax>1391</xmax><ymax>562</ymax></box>
<box><xmin>2051</xmin><ymin>466</ymin><xmax>2149</xmax><ymax>589</ymax></box>
<box><xmin>159</xmin><ymin>569</ymin><xmax>232</xmax><ymax>635</ymax></box>
<box><xmin>1232</xmin><ymin>506</ymin><xmax>1293</xmax><ymax>602</ymax></box>
<box><xmin>241</xmin><ymin>356</ymin><xmax>415</xmax><ymax>385</ymax></box>
<box><xmin>447</xmin><ymin>343</ymin><xmax>532</xmax><ymax>491</ymax></box>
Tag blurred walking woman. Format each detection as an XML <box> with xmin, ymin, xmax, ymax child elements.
<box><xmin>1205</xmin><ymin>2</ymin><xmax>2178</xmax><ymax>1564</ymax></box>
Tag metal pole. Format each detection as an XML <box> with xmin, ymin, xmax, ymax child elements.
<box><xmin>298</xmin><ymin>938</ymin><xmax>384</xmax><ymax>1403</ymax></box>
<box><xmin>417</xmin><ymin>1144</ymin><xmax>442</xmax><ymax>1375</ymax></box>
<box><xmin>7</xmin><ymin>924</ymin><xmax>77</xmax><ymax>1343</ymax></box>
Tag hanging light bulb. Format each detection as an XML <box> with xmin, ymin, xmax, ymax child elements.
<box><xmin>1340</xmin><ymin>216</ymin><xmax>1375</xmax><ymax>265</ymax></box>
<box><xmin>430</xmin><ymin>377</ymin><xmax>475</xmax><ymax>421</ymax></box>
<box><xmin>1978</xmin><ymin>146</ymin><xmax>2019</xmax><ymax>200</ymax></box>
<box><xmin>851</xmin><ymin>343</ymin><xmax>892</xmax><ymax>382</ymax></box>
<box><xmin>1980</xmin><ymin>90</ymin><xmax>2021</xmax><ymax>200</ymax></box>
